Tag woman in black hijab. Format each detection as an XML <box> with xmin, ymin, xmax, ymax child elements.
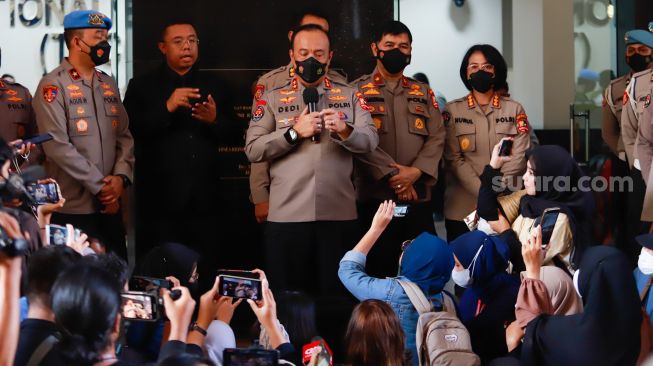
<box><xmin>518</xmin><ymin>246</ymin><xmax>641</xmax><ymax>365</ymax></box>
<box><xmin>478</xmin><ymin>144</ymin><xmax>595</xmax><ymax>272</ymax></box>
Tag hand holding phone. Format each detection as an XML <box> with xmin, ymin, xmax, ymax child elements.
<box><xmin>26</xmin><ymin>181</ymin><xmax>60</xmax><ymax>205</ymax></box>
<box><xmin>218</xmin><ymin>274</ymin><xmax>262</xmax><ymax>300</ymax></box>
<box><xmin>538</xmin><ymin>207</ymin><xmax>560</xmax><ymax>248</ymax></box>
<box><xmin>498</xmin><ymin>139</ymin><xmax>513</xmax><ymax>157</ymax></box>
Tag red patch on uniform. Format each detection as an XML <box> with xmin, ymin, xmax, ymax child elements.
<box><xmin>623</xmin><ymin>90</ymin><xmax>629</xmax><ymax>105</ymax></box>
<box><xmin>516</xmin><ymin>113</ymin><xmax>529</xmax><ymax>134</ymax></box>
<box><xmin>355</xmin><ymin>92</ymin><xmax>372</xmax><ymax>112</ymax></box>
<box><xmin>291</xmin><ymin>78</ymin><xmax>298</xmax><ymax>90</ymax></box>
<box><xmin>256</xmin><ymin>99</ymin><xmax>267</xmax><ymax>106</ymax></box>
<box><xmin>338</xmin><ymin>111</ymin><xmax>348</xmax><ymax>120</ymax></box>
<box><xmin>428</xmin><ymin>89</ymin><xmax>439</xmax><ymax>110</ymax></box>
<box><xmin>254</xmin><ymin>84</ymin><xmax>265</xmax><ymax>101</ymax></box>
<box><xmin>69</xmin><ymin>69</ymin><xmax>80</xmax><ymax>80</ymax></box>
<box><xmin>252</xmin><ymin>105</ymin><xmax>265</xmax><ymax>122</ymax></box>
<box><xmin>43</xmin><ymin>85</ymin><xmax>58</xmax><ymax>103</ymax></box>
<box><xmin>324</xmin><ymin>77</ymin><xmax>332</xmax><ymax>89</ymax></box>
<box><xmin>401</xmin><ymin>77</ymin><xmax>409</xmax><ymax>88</ymax></box>
<box><xmin>415</xmin><ymin>105</ymin><xmax>425</xmax><ymax>113</ymax></box>
<box><xmin>645</xmin><ymin>94</ymin><xmax>651</xmax><ymax>108</ymax></box>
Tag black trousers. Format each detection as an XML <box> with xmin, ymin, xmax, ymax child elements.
<box><xmin>625</xmin><ymin>168</ymin><xmax>652</xmax><ymax>266</ymax></box>
<box><xmin>357</xmin><ymin>200</ymin><xmax>435</xmax><ymax>278</ymax></box>
<box><xmin>445</xmin><ymin>219</ymin><xmax>470</xmax><ymax>242</ymax></box>
<box><xmin>264</xmin><ymin>220</ymin><xmax>358</xmax><ymax>296</ymax></box>
<box><xmin>611</xmin><ymin>156</ymin><xmax>630</xmax><ymax>251</ymax></box>
<box><xmin>51</xmin><ymin>211</ymin><xmax>127</xmax><ymax>259</ymax></box>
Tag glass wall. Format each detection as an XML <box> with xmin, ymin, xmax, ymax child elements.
<box><xmin>0</xmin><ymin>0</ymin><xmax>129</xmax><ymax>93</ymax></box>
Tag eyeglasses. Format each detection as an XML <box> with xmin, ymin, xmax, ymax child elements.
<box><xmin>401</xmin><ymin>239</ymin><xmax>413</xmax><ymax>252</ymax></box>
<box><xmin>626</xmin><ymin>45</ymin><xmax>652</xmax><ymax>57</ymax></box>
<box><xmin>169</xmin><ymin>37</ymin><xmax>199</xmax><ymax>48</ymax></box>
<box><xmin>467</xmin><ymin>63</ymin><xmax>495</xmax><ymax>73</ymax></box>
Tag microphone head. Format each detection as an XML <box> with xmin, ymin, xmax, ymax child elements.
<box><xmin>303</xmin><ymin>87</ymin><xmax>319</xmax><ymax>104</ymax></box>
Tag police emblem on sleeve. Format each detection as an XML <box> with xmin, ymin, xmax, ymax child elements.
<box><xmin>355</xmin><ymin>92</ymin><xmax>372</xmax><ymax>112</ymax></box>
<box><xmin>252</xmin><ymin>105</ymin><xmax>265</xmax><ymax>122</ymax></box>
<box><xmin>645</xmin><ymin>95</ymin><xmax>651</xmax><ymax>108</ymax></box>
<box><xmin>43</xmin><ymin>85</ymin><xmax>58</xmax><ymax>103</ymax></box>
<box><xmin>516</xmin><ymin>113</ymin><xmax>529</xmax><ymax>134</ymax></box>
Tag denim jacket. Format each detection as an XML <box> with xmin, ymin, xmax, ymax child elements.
<box><xmin>338</xmin><ymin>250</ymin><xmax>455</xmax><ymax>366</ymax></box>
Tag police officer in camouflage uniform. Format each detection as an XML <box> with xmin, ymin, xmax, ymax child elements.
<box><xmin>32</xmin><ymin>10</ymin><xmax>134</xmax><ymax>259</ymax></box>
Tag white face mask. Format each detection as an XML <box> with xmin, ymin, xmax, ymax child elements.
<box><xmin>639</xmin><ymin>248</ymin><xmax>653</xmax><ymax>275</ymax></box>
<box><xmin>573</xmin><ymin>269</ymin><xmax>582</xmax><ymax>298</ymax></box>
<box><xmin>452</xmin><ymin>245</ymin><xmax>483</xmax><ymax>288</ymax></box>
<box><xmin>477</xmin><ymin>218</ymin><xmax>497</xmax><ymax>235</ymax></box>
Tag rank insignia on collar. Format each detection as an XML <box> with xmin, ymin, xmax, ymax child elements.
<box><xmin>289</xmin><ymin>67</ymin><xmax>295</xmax><ymax>78</ymax></box>
<box><xmin>324</xmin><ymin>77</ymin><xmax>332</xmax><ymax>89</ymax></box>
<box><xmin>428</xmin><ymin>89</ymin><xmax>439</xmax><ymax>110</ymax></box>
<box><xmin>373</xmin><ymin>73</ymin><xmax>383</xmax><ymax>85</ymax></box>
<box><xmin>69</xmin><ymin>69</ymin><xmax>81</xmax><ymax>80</ymax></box>
<box><xmin>43</xmin><ymin>85</ymin><xmax>58</xmax><ymax>103</ymax></box>
<box><xmin>402</xmin><ymin>77</ymin><xmax>409</xmax><ymax>88</ymax></box>
<box><xmin>292</xmin><ymin>78</ymin><xmax>298</xmax><ymax>91</ymax></box>
<box><xmin>467</xmin><ymin>94</ymin><xmax>475</xmax><ymax>109</ymax></box>
<box><xmin>492</xmin><ymin>94</ymin><xmax>501</xmax><ymax>108</ymax></box>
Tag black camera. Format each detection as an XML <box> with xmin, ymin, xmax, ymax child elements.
<box><xmin>0</xmin><ymin>225</ymin><xmax>28</xmax><ymax>257</ymax></box>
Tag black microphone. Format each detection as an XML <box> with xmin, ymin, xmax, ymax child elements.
<box><xmin>0</xmin><ymin>166</ymin><xmax>46</xmax><ymax>203</ymax></box>
<box><xmin>303</xmin><ymin>87</ymin><xmax>320</xmax><ymax>143</ymax></box>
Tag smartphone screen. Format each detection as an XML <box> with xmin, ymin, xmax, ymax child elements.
<box><xmin>540</xmin><ymin>210</ymin><xmax>560</xmax><ymax>246</ymax></box>
<box><xmin>129</xmin><ymin>276</ymin><xmax>172</xmax><ymax>292</ymax></box>
<box><xmin>26</xmin><ymin>183</ymin><xmax>60</xmax><ymax>204</ymax></box>
<box><xmin>46</xmin><ymin>224</ymin><xmax>67</xmax><ymax>246</ymax></box>
<box><xmin>121</xmin><ymin>292</ymin><xmax>157</xmax><ymax>321</ymax></box>
<box><xmin>393</xmin><ymin>205</ymin><xmax>408</xmax><ymax>217</ymax></box>
<box><xmin>223</xmin><ymin>348</ymin><xmax>279</xmax><ymax>366</ymax></box>
<box><xmin>499</xmin><ymin>140</ymin><xmax>513</xmax><ymax>156</ymax></box>
<box><xmin>219</xmin><ymin>275</ymin><xmax>262</xmax><ymax>300</ymax></box>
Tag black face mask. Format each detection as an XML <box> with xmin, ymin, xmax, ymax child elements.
<box><xmin>377</xmin><ymin>47</ymin><xmax>411</xmax><ymax>74</ymax></box>
<box><xmin>81</xmin><ymin>39</ymin><xmax>111</xmax><ymax>66</ymax></box>
<box><xmin>469</xmin><ymin>70</ymin><xmax>495</xmax><ymax>93</ymax></box>
<box><xmin>295</xmin><ymin>57</ymin><xmax>327</xmax><ymax>84</ymax></box>
<box><xmin>626</xmin><ymin>53</ymin><xmax>652</xmax><ymax>73</ymax></box>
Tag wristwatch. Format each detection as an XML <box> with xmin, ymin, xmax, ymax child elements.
<box><xmin>284</xmin><ymin>127</ymin><xmax>299</xmax><ymax>144</ymax></box>
<box><xmin>189</xmin><ymin>322</ymin><xmax>207</xmax><ymax>336</ymax></box>
<box><xmin>117</xmin><ymin>174</ymin><xmax>132</xmax><ymax>188</ymax></box>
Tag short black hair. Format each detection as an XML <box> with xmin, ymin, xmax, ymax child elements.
<box><xmin>26</xmin><ymin>246</ymin><xmax>80</xmax><ymax>304</ymax></box>
<box><xmin>291</xmin><ymin>7</ymin><xmax>329</xmax><ymax>29</ymax></box>
<box><xmin>82</xmin><ymin>252</ymin><xmax>130</xmax><ymax>288</ymax></box>
<box><xmin>459</xmin><ymin>44</ymin><xmax>508</xmax><ymax>91</ymax></box>
<box><xmin>0</xmin><ymin>138</ymin><xmax>13</xmax><ymax>166</ymax></box>
<box><xmin>160</xmin><ymin>19</ymin><xmax>196</xmax><ymax>42</ymax></box>
<box><xmin>290</xmin><ymin>24</ymin><xmax>331</xmax><ymax>51</ymax></box>
<box><xmin>373</xmin><ymin>20</ymin><xmax>413</xmax><ymax>44</ymax></box>
<box><xmin>63</xmin><ymin>29</ymin><xmax>84</xmax><ymax>49</ymax></box>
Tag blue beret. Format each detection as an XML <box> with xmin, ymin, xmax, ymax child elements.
<box><xmin>625</xmin><ymin>29</ymin><xmax>653</xmax><ymax>48</ymax></box>
<box><xmin>63</xmin><ymin>10</ymin><xmax>112</xmax><ymax>30</ymax></box>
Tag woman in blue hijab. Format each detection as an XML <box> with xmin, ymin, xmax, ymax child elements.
<box><xmin>338</xmin><ymin>201</ymin><xmax>456</xmax><ymax>366</ymax></box>
<box><xmin>451</xmin><ymin>230</ymin><xmax>520</xmax><ymax>364</ymax></box>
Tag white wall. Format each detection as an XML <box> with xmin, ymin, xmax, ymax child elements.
<box><xmin>399</xmin><ymin>0</ymin><xmax>503</xmax><ymax>103</ymax></box>
<box><xmin>0</xmin><ymin>0</ymin><xmax>127</xmax><ymax>94</ymax></box>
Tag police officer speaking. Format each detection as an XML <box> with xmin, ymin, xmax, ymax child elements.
<box><xmin>245</xmin><ymin>24</ymin><xmax>378</xmax><ymax>294</ymax></box>
<box><xmin>32</xmin><ymin>10</ymin><xmax>134</xmax><ymax>259</ymax></box>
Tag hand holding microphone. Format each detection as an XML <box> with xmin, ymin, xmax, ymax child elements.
<box><xmin>294</xmin><ymin>106</ymin><xmax>322</xmax><ymax>139</ymax></box>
